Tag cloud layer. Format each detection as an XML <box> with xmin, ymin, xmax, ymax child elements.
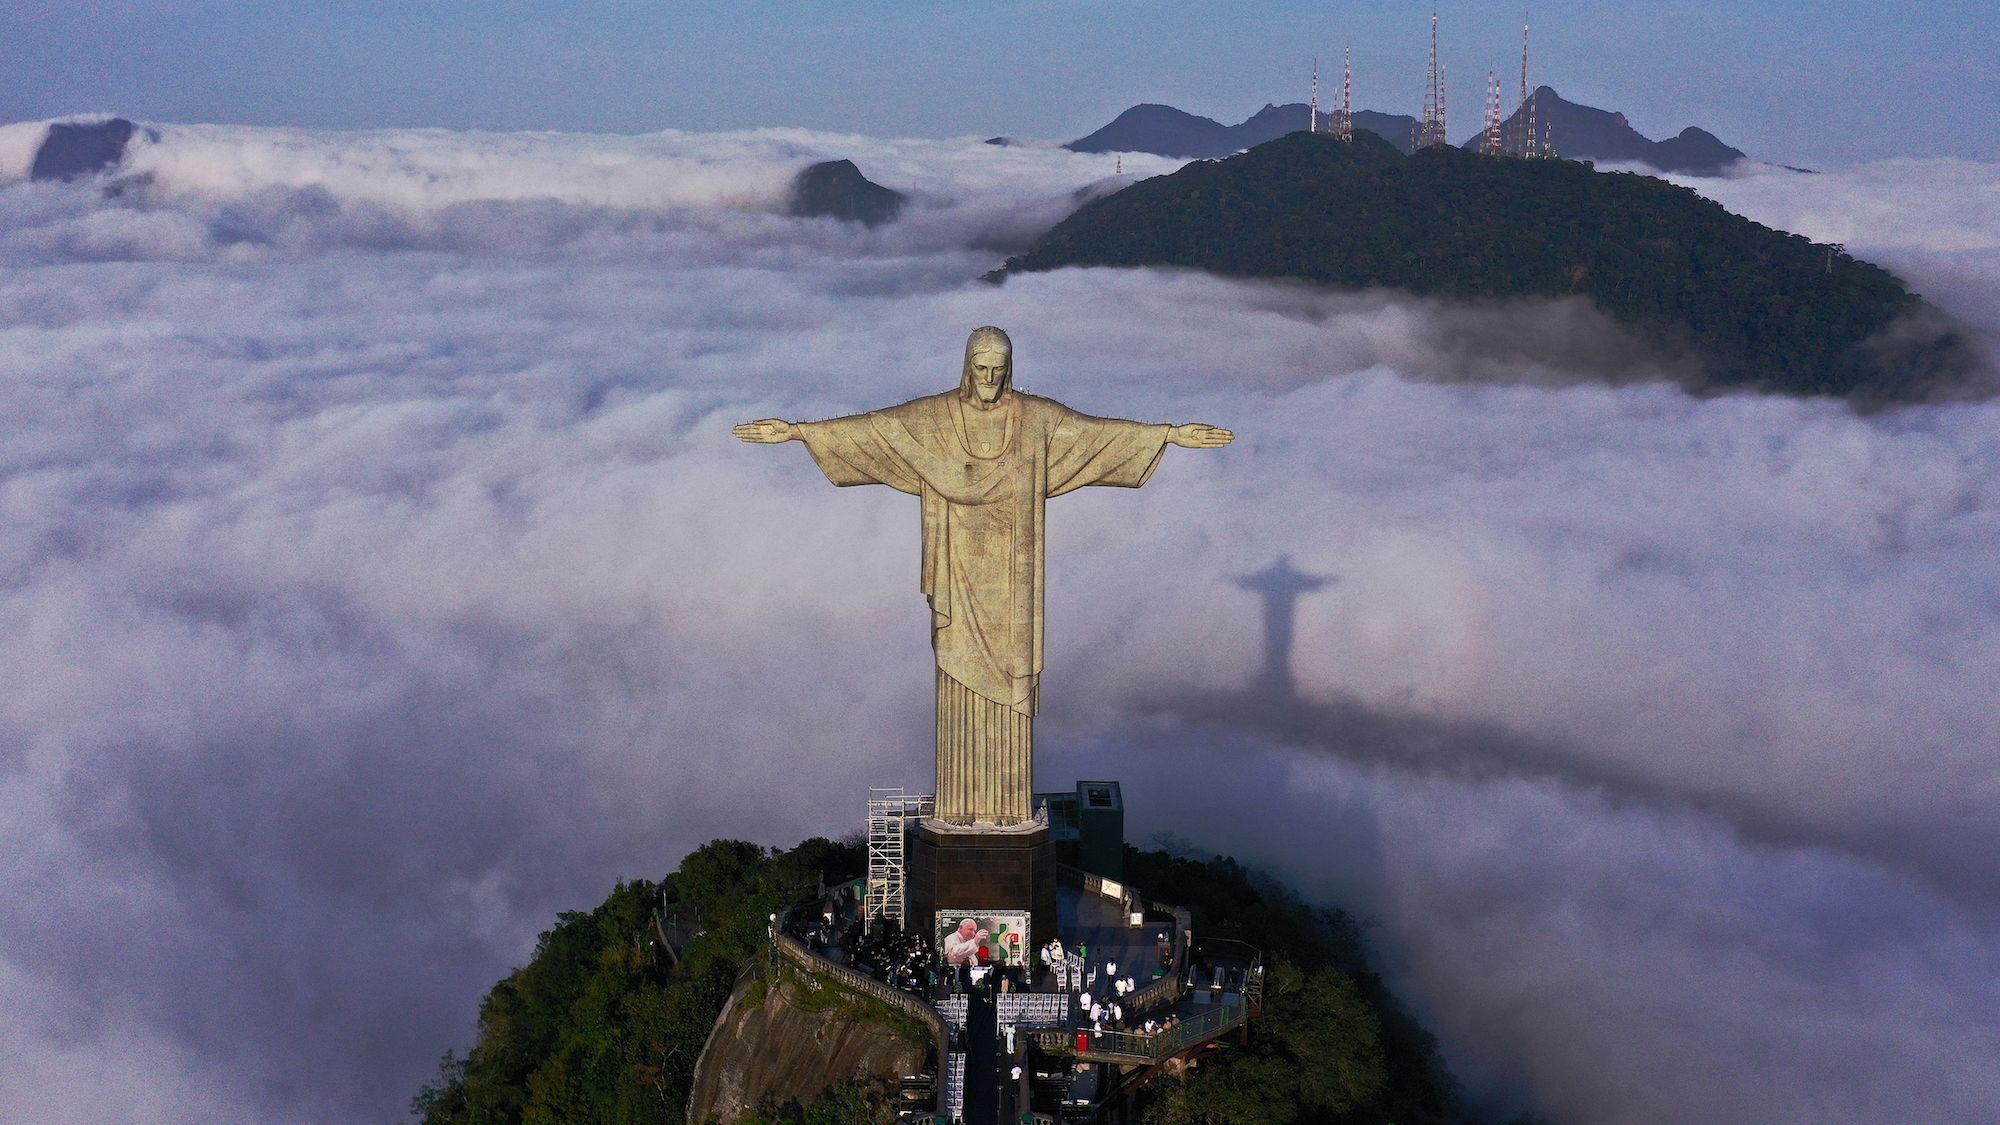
<box><xmin>3</xmin><ymin>122</ymin><xmax>1997</xmax><ymax>1123</ymax></box>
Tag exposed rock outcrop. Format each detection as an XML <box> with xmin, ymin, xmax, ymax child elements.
<box><xmin>687</xmin><ymin>965</ymin><xmax>925</xmax><ymax>1124</ymax></box>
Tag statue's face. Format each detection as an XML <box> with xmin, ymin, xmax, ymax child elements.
<box><xmin>968</xmin><ymin>348</ymin><xmax>1010</xmax><ymax>404</ymax></box>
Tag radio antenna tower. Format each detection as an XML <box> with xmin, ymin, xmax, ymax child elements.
<box><xmin>1519</xmin><ymin>15</ymin><xmax>1531</xmax><ymax>154</ymax></box>
<box><xmin>1335</xmin><ymin>47</ymin><xmax>1354</xmax><ymax>142</ymax></box>
<box><xmin>1520</xmin><ymin>16</ymin><xmax>1531</xmax><ymax>107</ymax></box>
<box><xmin>1526</xmin><ymin>85</ymin><xmax>1540</xmax><ymax>157</ymax></box>
<box><xmin>1418</xmin><ymin>8</ymin><xmax>1448</xmax><ymax>148</ymax></box>
<box><xmin>1485</xmin><ymin>71</ymin><xmax>1502</xmax><ymax>154</ymax></box>
<box><xmin>1310</xmin><ymin>56</ymin><xmax>1320</xmax><ymax>133</ymax></box>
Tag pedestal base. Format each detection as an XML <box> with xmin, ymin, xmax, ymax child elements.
<box><xmin>907</xmin><ymin>820</ymin><xmax>1057</xmax><ymax>955</ymax></box>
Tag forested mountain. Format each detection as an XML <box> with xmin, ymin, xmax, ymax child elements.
<box><xmin>409</xmin><ymin>838</ymin><xmax>1465</xmax><ymax>1124</ymax></box>
<box><xmin>999</xmin><ymin>130</ymin><xmax>1968</xmax><ymax>403</ymax></box>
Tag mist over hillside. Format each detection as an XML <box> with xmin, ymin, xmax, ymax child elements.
<box><xmin>2</xmin><ymin>120</ymin><xmax>1998</xmax><ymax>1124</ymax></box>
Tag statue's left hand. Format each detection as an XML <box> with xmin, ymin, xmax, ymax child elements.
<box><xmin>733</xmin><ymin>418</ymin><xmax>797</xmax><ymax>443</ymax></box>
<box><xmin>1169</xmin><ymin>423</ymin><xmax>1233</xmax><ymax>448</ymax></box>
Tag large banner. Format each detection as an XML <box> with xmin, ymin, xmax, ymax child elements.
<box><xmin>936</xmin><ymin>910</ymin><xmax>1030</xmax><ymax>968</ymax></box>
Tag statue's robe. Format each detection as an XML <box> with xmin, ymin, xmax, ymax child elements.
<box><xmin>798</xmin><ymin>390</ymin><xmax>1169</xmax><ymax>824</ymax></box>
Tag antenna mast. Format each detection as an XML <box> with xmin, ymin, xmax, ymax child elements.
<box><xmin>1311</xmin><ymin>56</ymin><xmax>1320</xmax><ymax>133</ymax></box>
<box><xmin>1336</xmin><ymin>46</ymin><xmax>1354</xmax><ymax>142</ymax></box>
<box><xmin>1419</xmin><ymin>8</ymin><xmax>1448</xmax><ymax>148</ymax></box>
<box><xmin>1485</xmin><ymin>71</ymin><xmax>1502</xmax><ymax>154</ymax></box>
<box><xmin>1519</xmin><ymin>15</ymin><xmax>1531</xmax><ymax>154</ymax></box>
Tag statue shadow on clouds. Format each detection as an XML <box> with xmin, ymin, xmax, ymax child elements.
<box><xmin>1233</xmin><ymin>554</ymin><xmax>1333</xmax><ymax>700</ymax></box>
<box><xmin>1122</xmin><ymin>555</ymin><xmax>2000</xmax><ymax>909</ymax></box>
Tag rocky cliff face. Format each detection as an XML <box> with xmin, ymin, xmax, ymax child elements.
<box><xmin>687</xmin><ymin>966</ymin><xmax>925</xmax><ymax>1123</ymax></box>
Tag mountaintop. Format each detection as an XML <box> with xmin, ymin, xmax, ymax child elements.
<box><xmin>1065</xmin><ymin>102</ymin><xmax>1415</xmax><ymax>160</ymax></box>
<box><xmin>1479</xmin><ymin>86</ymin><xmax>1746</xmax><ymax>175</ymax></box>
<box><xmin>788</xmin><ymin>158</ymin><xmax>905</xmax><ymax>226</ymax></box>
<box><xmin>1000</xmin><ymin>130</ymin><xmax>1972</xmax><ymax>404</ymax></box>
<box><xmin>29</xmin><ymin>117</ymin><xmax>140</xmax><ymax>181</ymax></box>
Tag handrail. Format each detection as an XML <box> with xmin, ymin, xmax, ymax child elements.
<box><xmin>769</xmin><ymin>932</ymin><xmax>949</xmax><ymax>1116</ymax></box>
<box><xmin>1030</xmin><ymin>1000</ymin><xmax>1250</xmax><ymax>1064</ymax></box>
<box><xmin>1125</xmin><ymin>971</ymin><xmax>1180</xmax><ymax>1012</ymax></box>
<box><xmin>1094</xmin><ymin>1001</ymin><xmax>1245</xmax><ymax>1060</ymax></box>
<box><xmin>771</xmin><ymin>931</ymin><xmax>952</xmax><ymax>1054</ymax></box>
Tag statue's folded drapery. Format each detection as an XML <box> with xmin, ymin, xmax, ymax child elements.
<box><xmin>797</xmin><ymin>390</ymin><xmax>1168</xmax><ymax>824</ymax></box>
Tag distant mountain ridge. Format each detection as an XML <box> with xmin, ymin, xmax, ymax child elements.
<box><xmin>1481</xmin><ymin>87</ymin><xmax>1745</xmax><ymax>175</ymax></box>
<box><xmin>1065</xmin><ymin>102</ymin><xmax>1416</xmax><ymax>160</ymax></box>
<box><xmin>1069</xmin><ymin>87</ymin><xmax>1748</xmax><ymax>176</ymax></box>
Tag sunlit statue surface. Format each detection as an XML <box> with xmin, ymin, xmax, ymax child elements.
<box><xmin>736</xmin><ymin>327</ymin><xmax>1231</xmax><ymax>826</ymax></box>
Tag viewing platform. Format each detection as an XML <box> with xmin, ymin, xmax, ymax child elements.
<box><xmin>773</xmin><ymin>800</ymin><xmax>1265</xmax><ymax>1122</ymax></box>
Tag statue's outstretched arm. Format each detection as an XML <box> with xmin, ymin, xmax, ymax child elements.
<box><xmin>1168</xmin><ymin>423</ymin><xmax>1234</xmax><ymax>448</ymax></box>
<box><xmin>733</xmin><ymin>418</ymin><xmax>797</xmax><ymax>443</ymax></box>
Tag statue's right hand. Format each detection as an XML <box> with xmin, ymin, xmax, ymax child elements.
<box><xmin>733</xmin><ymin>418</ymin><xmax>797</xmax><ymax>443</ymax></box>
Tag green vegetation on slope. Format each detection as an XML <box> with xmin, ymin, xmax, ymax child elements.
<box><xmin>999</xmin><ymin>130</ymin><xmax>1968</xmax><ymax>403</ymax></box>
<box><xmin>410</xmin><ymin>837</ymin><xmax>861</xmax><ymax>1125</ymax></box>
<box><xmin>410</xmin><ymin>838</ymin><xmax>1468</xmax><ymax>1125</ymax></box>
<box><xmin>1124</xmin><ymin>847</ymin><xmax>1460</xmax><ymax>1125</ymax></box>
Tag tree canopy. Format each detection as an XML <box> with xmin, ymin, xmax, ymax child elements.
<box><xmin>410</xmin><ymin>837</ymin><xmax>860</xmax><ymax>1125</ymax></box>
<box><xmin>1123</xmin><ymin>847</ymin><xmax>1459</xmax><ymax>1125</ymax></box>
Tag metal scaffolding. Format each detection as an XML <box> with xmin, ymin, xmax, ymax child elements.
<box><xmin>865</xmin><ymin>787</ymin><xmax>933</xmax><ymax>934</ymax></box>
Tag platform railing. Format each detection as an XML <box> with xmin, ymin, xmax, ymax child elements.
<box><xmin>1029</xmin><ymin>999</ymin><xmax>1250</xmax><ymax>1064</ymax></box>
<box><xmin>771</xmin><ymin>930</ymin><xmax>951</xmax><ymax>1053</ymax></box>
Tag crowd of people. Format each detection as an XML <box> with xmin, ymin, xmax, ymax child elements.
<box><xmin>788</xmin><ymin>901</ymin><xmax>1199</xmax><ymax>1036</ymax></box>
<box><xmin>849</xmin><ymin>921</ymin><xmax>935</xmax><ymax>994</ymax></box>
<box><xmin>786</xmin><ymin>906</ymin><xmax>937</xmax><ymax>997</ymax></box>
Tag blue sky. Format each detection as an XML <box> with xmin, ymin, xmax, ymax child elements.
<box><xmin>3</xmin><ymin>2</ymin><xmax>1995</xmax><ymax>170</ymax></box>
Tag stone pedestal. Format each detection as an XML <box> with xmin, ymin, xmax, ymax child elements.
<box><xmin>907</xmin><ymin>819</ymin><xmax>1057</xmax><ymax>954</ymax></box>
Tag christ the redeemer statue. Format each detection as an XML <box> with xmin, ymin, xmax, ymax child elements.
<box><xmin>736</xmin><ymin>326</ymin><xmax>1231</xmax><ymax>826</ymax></box>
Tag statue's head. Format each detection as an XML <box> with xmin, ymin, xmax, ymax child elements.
<box><xmin>959</xmin><ymin>326</ymin><xmax>1012</xmax><ymax>407</ymax></box>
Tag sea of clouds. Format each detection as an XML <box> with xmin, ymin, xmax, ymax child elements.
<box><xmin>1</xmin><ymin>121</ymin><xmax>1996</xmax><ymax>1124</ymax></box>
